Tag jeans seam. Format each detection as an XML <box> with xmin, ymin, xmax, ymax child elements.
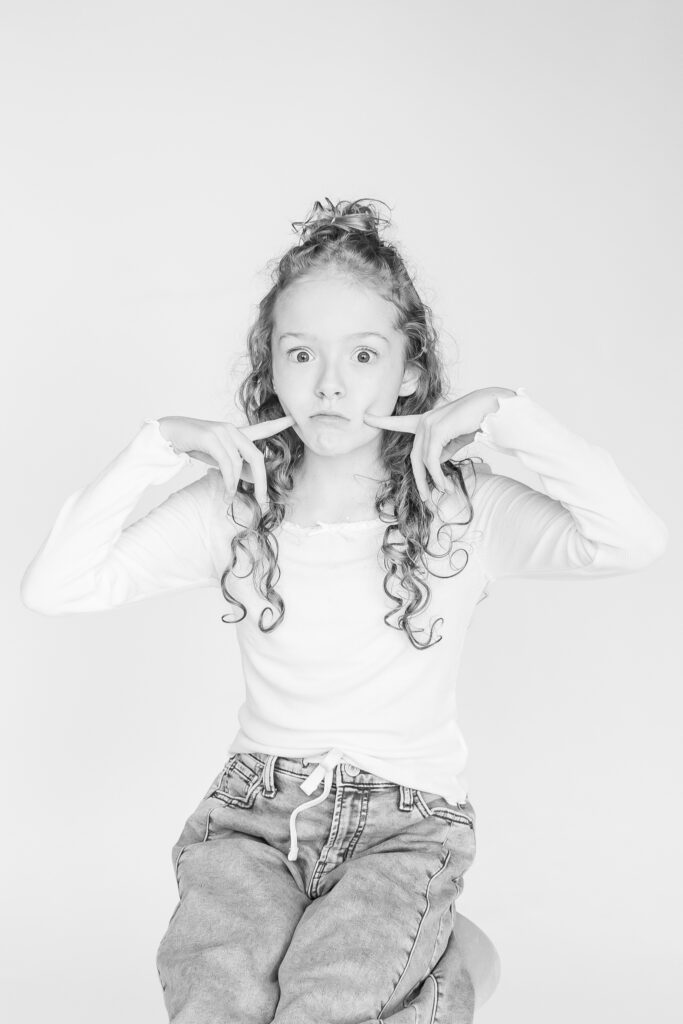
<box><xmin>426</xmin><ymin>903</ymin><xmax>450</xmax><ymax>979</ymax></box>
<box><xmin>173</xmin><ymin>802</ymin><xmax>214</xmax><ymax>888</ymax></box>
<box><xmin>377</xmin><ymin>847</ymin><xmax>452</xmax><ymax>1018</ymax></box>
<box><xmin>425</xmin><ymin>971</ymin><xmax>438</xmax><ymax>1024</ymax></box>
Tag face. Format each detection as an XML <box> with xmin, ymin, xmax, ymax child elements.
<box><xmin>271</xmin><ymin>273</ymin><xmax>419</xmax><ymax>458</ymax></box>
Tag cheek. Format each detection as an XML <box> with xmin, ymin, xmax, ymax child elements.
<box><xmin>364</xmin><ymin>366</ymin><xmax>403</xmax><ymax>404</ymax></box>
<box><xmin>272</xmin><ymin>361</ymin><xmax>303</xmax><ymax>394</ymax></box>
<box><xmin>271</xmin><ymin>366</ymin><xmax>293</xmax><ymax>406</ymax></box>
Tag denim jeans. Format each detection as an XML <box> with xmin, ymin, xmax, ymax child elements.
<box><xmin>156</xmin><ymin>750</ymin><xmax>477</xmax><ymax>1024</ymax></box>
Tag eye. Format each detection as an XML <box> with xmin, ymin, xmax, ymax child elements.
<box><xmin>355</xmin><ymin>347</ymin><xmax>378</xmax><ymax>363</ymax></box>
<box><xmin>286</xmin><ymin>348</ymin><xmax>312</xmax><ymax>363</ymax></box>
<box><xmin>285</xmin><ymin>347</ymin><xmax>379</xmax><ymax>364</ymax></box>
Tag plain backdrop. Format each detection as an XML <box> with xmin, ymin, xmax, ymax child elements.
<box><xmin>3</xmin><ymin>2</ymin><xmax>681</xmax><ymax>1022</ymax></box>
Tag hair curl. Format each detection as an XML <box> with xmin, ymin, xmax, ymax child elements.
<box><xmin>219</xmin><ymin>196</ymin><xmax>482</xmax><ymax>650</ymax></box>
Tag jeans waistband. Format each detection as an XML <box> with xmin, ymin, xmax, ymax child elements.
<box><xmin>246</xmin><ymin>748</ymin><xmax>411</xmax><ymax>863</ymax></box>
<box><xmin>284</xmin><ymin>748</ymin><xmax>349</xmax><ymax>862</ymax></box>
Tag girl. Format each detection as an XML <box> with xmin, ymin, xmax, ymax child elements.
<box><xmin>21</xmin><ymin>197</ymin><xmax>668</xmax><ymax>1024</ymax></box>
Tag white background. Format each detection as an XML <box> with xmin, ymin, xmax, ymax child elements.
<box><xmin>4</xmin><ymin>2</ymin><xmax>681</xmax><ymax>1022</ymax></box>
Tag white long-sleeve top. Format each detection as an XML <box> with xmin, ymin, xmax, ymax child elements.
<box><xmin>20</xmin><ymin>388</ymin><xmax>668</xmax><ymax>804</ymax></box>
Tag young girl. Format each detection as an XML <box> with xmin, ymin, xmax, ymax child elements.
<box><xmin>21</xmin><ymin>197</ymin><xmax>668</xmax><ymax>1024</ymax></box>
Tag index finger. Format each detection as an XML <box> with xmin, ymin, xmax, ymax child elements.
<box><xmin>240</xmin><ymin>414</ymin><xmax>296</xmax><ymax>440</ymax></box>
<box><xmin>363</xmin><ymin>412</ymin><xmax>421</xmax><ymax>434</ymax></box>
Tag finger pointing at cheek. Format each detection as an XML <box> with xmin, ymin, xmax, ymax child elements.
<box><xmin>362</xmin><ymin>410</ymin><xmax>435</xmax><ymax>502</ymax></box>
<box><xmin>363</xmin><ymin>412</ymin><xmax>422</xmax><ymax>433</ymax></box>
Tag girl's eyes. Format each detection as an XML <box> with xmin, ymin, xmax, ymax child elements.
<box><xmin>286</xmin><ymin>347</ymin><xmax>379</xmax><ymax>365</ymax></box>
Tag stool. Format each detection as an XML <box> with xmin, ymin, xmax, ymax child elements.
<box><xmin>452</xmin><ymin>912</ymin><xmax>501</xmax><ymax>1009</ymax></box>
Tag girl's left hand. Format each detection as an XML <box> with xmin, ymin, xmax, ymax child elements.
<box><xmin>363</xmin><ymin>387</ymin><xmax>513</xmax><ymax>504</ymax></box>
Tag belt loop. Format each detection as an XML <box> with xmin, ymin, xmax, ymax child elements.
<box><xmin>262</xmin><ymin>754</ymin><xmax>278</xmax><ymax>797</ymax></box>
<box><xmin>398</xmin><ymin>785</ymin><xmax>414</xmax><ymax>811</ymax></box>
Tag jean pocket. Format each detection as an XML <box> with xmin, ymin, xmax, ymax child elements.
<box><xmin>208</xmin><ymin>753</ymin><xmax>264</xmax><ymax>809</ymax></box>
<box><xmin>413</xmin><ymin>789</ymin><xmax>476</xmax><ymax>831</ymax></box>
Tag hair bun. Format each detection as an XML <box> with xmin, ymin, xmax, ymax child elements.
<box><xmin>292</xmin><ymin>196</ymin><xmax>391</xmax><ymax>245</ymax></box>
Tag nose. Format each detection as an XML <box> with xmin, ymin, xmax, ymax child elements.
<box><xmin>315</xmin><ymin>361</ymin><xmax>346</xmax><ymax>400</ymax></box>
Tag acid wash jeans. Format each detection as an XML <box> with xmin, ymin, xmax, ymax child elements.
<box><xmin>156</xmin><ymin>751</ymin><xmax>477</xmax><ymax>1024</ymax></box>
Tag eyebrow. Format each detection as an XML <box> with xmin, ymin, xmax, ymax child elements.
<box><xmin>277</xmin><ymin>331</ymin><xmax>391</xmax><ymax>345</ymax></box>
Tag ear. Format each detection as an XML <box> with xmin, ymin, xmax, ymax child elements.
<box><xmin>396</xmin><ymin>362</ymin><xmax>422</xmax><ymax>398</ymax></box>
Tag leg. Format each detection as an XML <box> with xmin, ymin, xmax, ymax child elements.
<box><xmin>272</xmin><ymin>804</ymin><xmax>476</xmax><ymax>1024</ymax></box>
<box><xmin>156</xmin><ymin>758</ymin><xmax>310</xmax><ymax>1024</ymax></box>
<box><xmin>397</xmin><ymin>913</ymin><xmax>476</xmax><ymax>1024</ymax></box>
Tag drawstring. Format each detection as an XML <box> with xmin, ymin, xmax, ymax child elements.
<box><xmin>288</xmin><ymin>747</ymin><xmax>346</xmax><ymax>861</ymax></box>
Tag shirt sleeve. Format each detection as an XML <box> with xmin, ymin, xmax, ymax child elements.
<box><xmin>20</xmin><ymin>419</ymin><xmax>234</xmax><ymax>614</ymax></box>
<box><xmin>453</xmin><ymin>387</ymin><xmax>669</xmax><ymax>582</ymax></box>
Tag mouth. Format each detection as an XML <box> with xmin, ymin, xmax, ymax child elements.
<box><xmin>310</xmin><ymin>414</ymin><xmax>349</xmax><ymax>421</ymax></box>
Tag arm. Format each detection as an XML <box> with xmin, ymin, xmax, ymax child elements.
<box><xmin>455</xmin><ymin>387</ymin><xmax>669</xmax><ymax>582</ymax></box>
<box><xmin>20</xmin><ymin>419</ymin><xmax>231</xmax><ymax>614</ymax></box>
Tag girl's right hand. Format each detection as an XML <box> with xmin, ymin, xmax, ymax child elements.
<box><xmin>157</xmin><ymin>414</ymin><xmax>296</xmax><ymax>511</ymax></box>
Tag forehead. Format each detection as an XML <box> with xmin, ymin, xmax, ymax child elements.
<box><xmin>274</xmin><ymin>274</ymin><xmax>400</xmax><ymax>336</ymax></box>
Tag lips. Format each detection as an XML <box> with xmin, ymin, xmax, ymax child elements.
<box><xmin>311</xmin><ymin>414</ymin><xmax>348</xmax><ymax>420</ymax></box>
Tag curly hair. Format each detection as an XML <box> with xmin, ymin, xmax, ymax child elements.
<box><xmin>219</xmin><ymin>196</ymin><xmax>482</xmax><ymax>650</ymax></box>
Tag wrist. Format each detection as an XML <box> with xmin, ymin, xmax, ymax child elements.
<box><xmin>474</xmin><ymin>387</ymin><xmax>518</xmax><ymax>434</ymax></box>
